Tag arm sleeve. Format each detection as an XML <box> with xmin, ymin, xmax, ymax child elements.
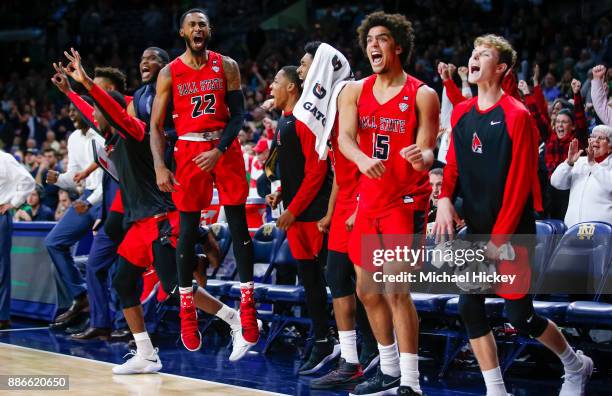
<box><xmin>85</xmin><ymin>169</ymin><xmax>104</xmax><ymax>206</ymax></box>
<box><xmin>55</xmin><ymin>135</ymin><xmax>79</xmax><ymax>190</ymax></box>
<box><xmin>591</xmin><ymin>78</ymin><xmax>612</xmax><ymax>126</ymax></box>
<box><xmin>573</xmin><ymin>91</ymin><xmax>588</xmax><ymax>148</ymax></box>
<box><xmin>491</xmin><ymin>112</ymin><xmax>538</xmax><ymax>245</ymax></box>
<box><xmin>439</xmin><ymin>104</ymin><xmax>467</xmax><ymax>200</ymax></box>
<box><xmin>286</xmin><ymin>122</ymin><xmax>329</xmax><ymax>217</ymax></box>
<box><xmin>532</xmin><ymin>86</ymin><xmax>550</xmax><ymax>123</ymax></box>
<box><xmin>4</xmin><ymin>158</ymin><xmax>36</xmax><ymax>208</ymax></box>
<box><xmin>549</xmin><ymin>161</ymin><xmax>573</xmax><ymax>190</ymax></box>
<box><xmin>443</xmin><ymin>79</ymin><xmax>467</xmax><ymax>107</ymax></box>
<box><xmin>89</xmin><ymin>84</ymin><xmax>145</xmax><ymax>141</ymax></box>
<box><xmin>67</xmin><ymin>91</ymin><xmax>99</xmax><ymax>132</ymax></box>
<box><xmin>217</xmin><ymin>90</ymin><xmax>245</xmax><ymax>153</ymax></box>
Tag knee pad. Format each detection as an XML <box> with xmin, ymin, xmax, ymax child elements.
<box><xmin>325</xmin><ymin>251</ymin><xmax>356</xmax><ymax>299</ymax></box>
<box><xmin>458</xmin><ymin>295</ymin><xmax>491</xmax><ymax>339</ymax></box>
<box><xmin>505</xmin><ymin>300</ymin><xmax>548</xmax><ymax>338</ymax></box>
<box><xmin>112</xmin><ymin>270</ymin><xmax>141</xmax><ymax>309</ymax></box>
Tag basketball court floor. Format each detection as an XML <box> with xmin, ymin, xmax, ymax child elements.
<box><xmin>1</xmin><ymin>318</ymin><xmax>611</xmax><ymax>395</ymax></box>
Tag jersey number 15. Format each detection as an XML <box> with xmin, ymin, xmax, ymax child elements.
<box><xmin>372</xmin><ymin>133</ymin><xmax>389</xmax><ymax>160</ymax></box>
<box><xmin>191</xmin><ymin>94</ymin><xmax>216</xmax><ymax>118</ymax></box>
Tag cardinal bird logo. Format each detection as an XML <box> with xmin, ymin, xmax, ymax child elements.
<box><xmin>472</xmin><ymin>132</ymin><xmax>482</xmax><ymax>154</ymax></box>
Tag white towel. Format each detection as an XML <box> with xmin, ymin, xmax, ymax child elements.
<box><xmin>293</xmin><ymin>43</ymin><xmax>353</xmax><ymax>159</ymax></box>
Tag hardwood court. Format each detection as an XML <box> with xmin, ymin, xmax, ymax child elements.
<box><xmin>0</xmin><ymin>343</ymin><xmax>286</xmax><ymax>396</ymax></box>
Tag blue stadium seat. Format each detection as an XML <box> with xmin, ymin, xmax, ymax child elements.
<box><xmin>536</xmin><ymin>222</ymin><xmax>612</xmax><ymax>297</ymax></box>
<box><xmin>566</xmin><ymin>301</ymin><xmax>612</xmax><ymax>327</ymax></box>
<box><xmin>541</xmin><ymin>219</ymin><xmax>568</xmax><ymax>236</ymax></box>
<box><xmin>263</xmin><ymin>239</ymin><xmax>304</xmax><ymax>302</ymax></box>
<box><xmin>205</xmin><ymin>279</ymin><xmax>238</xmax><ymax>297</ymax></box>
<box><xmin>252</xmin><ymin>223</ymin><xmax>286</xmax><ymax>282</ymax></box>
<box><xmin>444</xmin><ymin>296</ymin><xmax>505</xmax><ymax>317</ymax></box>
<box><xmin>209</xmin><ymin>223</ymin><xmax>232</xmax><ymax>259</ymax></box>
<box><xmin>227</xmin><ymin>282</ymin><xmax>268</xmax><ymax>300</ymax></box>
<box><xmin>533</xmin><ymin>221</ymin><xmax>555</xmax><ymax>283</ymax></box>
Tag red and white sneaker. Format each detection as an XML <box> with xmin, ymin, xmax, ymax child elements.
<box><xmin>239</xmin><ymin>287</ymin><xmax>260</xmax><ymax>344</ymax></box>
<box><xmin>179</xmin><ymin>293</ymin><xmax>202</xmax><ymax>352</ymax></box>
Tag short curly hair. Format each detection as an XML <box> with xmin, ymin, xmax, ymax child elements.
<box><xmin>357</xmin><ymin>11</ymin><xmax>415</xmax><ymax>65</ymax></box>
<box><xmin>94</xmin><ymin>67</ymin><xmax>127</xmax><ymax>93</ymax></box>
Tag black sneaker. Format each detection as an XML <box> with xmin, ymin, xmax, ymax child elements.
<box><xmin>349</xmin><ymin>366</ymin><xmax>399</xmax><ymax>396</ymax></box>
<box><xmin>397</xmin><ymin>385</ymin><xmax>424</xmax><ymax>395</ymax></box>
<box><xmin>298</xmin><ymin>337</ymin><xmax>340</xmax><ymax>375</ymax></box>
<box><xmin>310</xmin><ymin>358</ymin><xmax>364</xmax><ymax>389</ymax></box>
<box><xmin>359</xmin><ymin>344</ymin><xmax>380</xmax><ymax>375</ymax></box>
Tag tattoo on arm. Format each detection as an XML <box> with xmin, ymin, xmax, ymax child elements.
<box><xmin>223</xmin><ymin>56</ymin><xmax>242</xmax><ymax>91</ymax></box>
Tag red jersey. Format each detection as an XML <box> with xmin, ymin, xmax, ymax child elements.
<box><xmin>330</xmin><ymin>119</ymin><xmax>359</xmax><ymax>208</ymax></box>
<box><xmin>356</xmin><ymin>74</ymin><xmax>430</xmax><ymax>216</ymax></box>
<box><xmin>169</xmin><ymin>50</ymin><xmax>229</xmax><ymax>136</ymax></box>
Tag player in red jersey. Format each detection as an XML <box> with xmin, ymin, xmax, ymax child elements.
<box><xmin>295</xmin><ymin>42</ymin><xmax>378</xmax><ymax>389</ymax></box>
<box><xmin>150</xmin><ymin>8</ymin><xmax>258</xmax><ymax>357</ymax></box>
<box><xmin>434</xmin><ymin>34</ymin><xmax>592</xmax><ymax>396</ymax></box>
<box><xmin>338</xmin><ymin>12</ymin><xmax>439</xmax><ymax>396</ymax></box>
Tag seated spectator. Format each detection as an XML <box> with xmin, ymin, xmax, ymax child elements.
<box><xmin>428</xmin><ymin>168</ymin><xmax>443</xmax><ymax>223</ymax></box>
<box><xmin>35</xmin><ymin>148</ymin><xmax>61</xmax><ymax>210</ymax></box>
<box><xmin>24</xmin><ymin>148</ymin><xmax>39</xmax><ymax>176</ymax></box>
<box><xmin>44</xmin><ymin>131</ymin><xmax>61</xmax><ymax>152</ymax></box>
<box><xmin>542</xmin><ymin>72</ymin><xmax>561</xmax><ymax>102</ymax></box>
<box><xmin>550</xmin><ymin>125</ymin><xmax>612</xmax><ymax>227</ymax></box>
<box><xmin>13</xmin><ymin>186</ymin><xmax>55</xmax><ymax>222</ymax></box>
<box><xmin>249</xmin><ymin>139</ymin><xmax>269</xmax><ymax>188</ymax></box>
<box><xmin>55</xmin><ymin>189</ymin><xmax>73</xmax><ymax>221</ymax></box>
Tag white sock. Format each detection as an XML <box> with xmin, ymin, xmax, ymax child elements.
<box><xmin>179</xmin><ymin>287</ymin><xmax>193</xmax><ymax>295</ymax></box>
<box><xmin>338</xmin><ymin>330</ymin><xmax>359</xmax><ymax>364</ymax></box>
<box><xmin>482</xmin><ymin>367</ymin><xmax>508</xmax><ymax>396</ymax></box>
<box><xmin>558</xmin><ymin>346</ymin><xmax>582</xmax><ymax>372</ymax></box>
<box><xmin>133</xmin><ymin>331</ymin><xmax>154</xmax><ymax>357</ymax></box>
<box><xmin>216</xmin><ymin>304</ymin><xmax>241</xmax><ymax>327</ymax></box>
<box><xmin>240</xmin><ymin>282</ymin><xmax>254</xmax><ymax>289</ymax></box>
<box><xmin>378</xmin><ymin>342</ymin><xmax>400</xmax><ymax>377</ymax></box>
<box><xmin>399</xmin><ymin>353</ymin><xmax>421</xmax><ymax>393</ymax></box>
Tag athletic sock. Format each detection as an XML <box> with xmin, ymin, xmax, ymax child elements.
<box><xmin>216</xmin><ymin>304</ymin><xmax>241</xmax><ymax>327</ymax></box>
<box><xmin>558</xmin><ymin>346</ymin><xmax>582</xmax><ymax>372</ymax></box>
<box><xmin>482</xmin><ymin>366</ymin><xmax>508</xmax><ymax>396</ymax></box>
<box><xmin>240</xmin><ymin>282</ymin><xmax>255</xmax><ymax>304</ymax></box>
<box><xmin>378</xmin><ymin>342</ymin><xmax>400</xmax><ymax>377</ymax></box>
<box><xmin>338</xmin><ymin>330</ymin><xmax>359</xmax><ymax>364</ymax></box>
<box><xmin>179</xmin><ymin>287</ymin><xmax>193</xmax><ymax>296</ymax></box>
<box><xmin>399</xmin><ymin>353</ymin><xmax>421</xmax><ymax>393</ymax></box>
<box><xmin>133</xmin><ymin>331</ymin><xmax>154</xmax><ymax>357</ymax></box>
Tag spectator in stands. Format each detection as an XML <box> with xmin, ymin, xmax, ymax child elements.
<box><xmin>428</xmin><ymin>168</ymin><xmax>443</xmax><ymax>223</ymax></box>
<box><xmin>249</xmin><ymin>139</ymin><xmax>269</xmax><ymax>188</ymax></box>
<box><xmin>542</xmin><ymin>72</ymin><xmax>561</xmax><ymax>102</ymax></box>
<box><xmin>23</xmin><ymin>148</ymin><xmax>39</xmax><ymax>176</ymax></box>
<box><xmin>551</xmin><ymin>125</ymin><xmax>612</xmax><ymax>228</ymax></box>
<box><xmin>13</xmin><ymin>185</ymin><xmax>55</xmax><ymax>222</ymax></box>
<box><xmin>55</xmin><ymin>189</ymin><xmax>73</xmax><ymax>221</ymax></box>
<box><xmin>35</xmin><ymin>149</ymin><xmax>61</xmax><ymax>210</ymax></box>
<box><xmin>43</xmin><ymin>131</ymin><xmax>61</xmax><ymax>152</ymax></box>
<box><xmin>591</xmin><ymin>65</ymin><xmax>611</xmax><ymax>126</ymax></box>
<box><xmin>0</xmin><ymin>150</ymin><xmax>36</xmax><ymax>330</ymax></box>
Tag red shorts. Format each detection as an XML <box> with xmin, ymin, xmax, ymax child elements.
<box><xmin>328</xmin><ymin>201</ymin><xmax>357</xmax><ymax>254</ymax></box>
<box><xmin>287</xmin><ymin>221</ymin><xmax>325</xmax><ymax>260</ymax></box>
<box><xmin>110</xmin><ymin>189</ymin><xmax>124</xmax><ymax>214</ymax></box>
<box><xmin>117</xmin><ymin>211</ymin><xmax>179</xmax><ymax>268</ymax></box>
<box><xmin>348</xmin><ymin>205</ymin><xmax>426</xmax><ymax>273</ymax></box>
<box><xmin>173</xmin><ymin>139</ymin><xmax>248</xmax><ymax>212</ymax></box>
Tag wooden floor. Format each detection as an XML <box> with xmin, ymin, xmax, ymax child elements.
<box><xmin>0</xmin><ymin>343</ymin><xmax>285</xmax><ymax>396</ymax></box>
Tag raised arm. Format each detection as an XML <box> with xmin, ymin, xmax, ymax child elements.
<box><xmin>338</xmin><ymin>81</ymin><xmax>385</xmax><ymax>179</ymax></box>
<box><xmin>150</xmin><ymin>65</ymin><xmax>177</xmax><ymax>192</ymax></box>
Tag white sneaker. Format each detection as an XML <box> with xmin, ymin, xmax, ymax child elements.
<box><xmin>559</xmin><ymin>350</ymin><xmax>593</xmax><ymax>396</ymax></box>
<box><xmin>229</xmin><ymin>320</ymin><xmax>262</xmax><ymax>362</ymax></box>
<box><xmin>112</xmin><ymin>348</ymin><xmax>163</xmax><ymax>375</ymax></box>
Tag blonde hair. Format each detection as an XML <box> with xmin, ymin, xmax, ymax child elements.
<box><xmin>474</xmin><ymin>34</ymin><xmax>517</xmax><ymax>70</ymax></box>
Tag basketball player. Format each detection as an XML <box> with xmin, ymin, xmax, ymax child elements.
<box><xmin>266</xmin><ymin>66</ymin><xmax>337</xmax><ymax>375</ymax></box>
<box><xmin>149</xmin><ymin>8</ymin><xmax>258</xmax><ymax>354</ymax></box>
<box><xmin>338</xmin><ymin>12</ymin><xmax>439</xmax><ymax>396</ymax></box>
<box><xmin>295</xmin><ymin>41</ymin><xmax>378</xmax><ymax>389</ymax></box>
<box><xmin>434</xmin><ymin>34</ymin><xmax>592</xmax><ymax>396</ymax></box>
<box><xmin>62</xmin><ymin>48</ymin><xmax>251</xmax><ymax>372</ymax></box>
